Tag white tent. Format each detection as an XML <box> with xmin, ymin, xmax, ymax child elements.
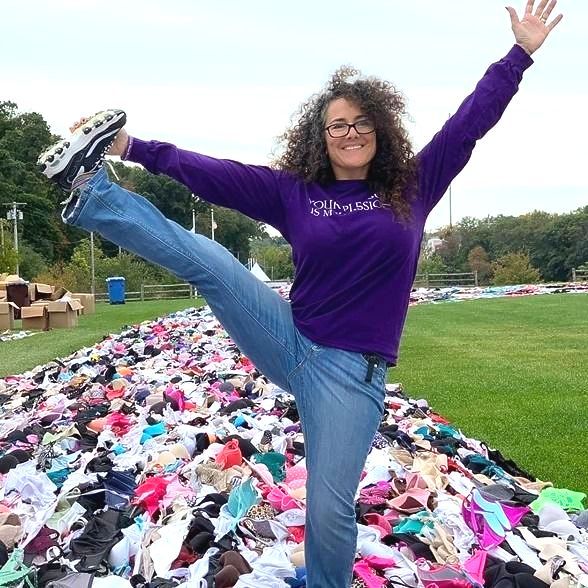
<box><xmin>250</xmin><ymin>262</ymin><xmax>270</xmax><ymax>282</ymax></box>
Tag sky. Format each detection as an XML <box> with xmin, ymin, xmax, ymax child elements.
<box><xmin>3</xmin><ymin>0</ymin><xmax>587</xmax><ymax>232</ymax></box>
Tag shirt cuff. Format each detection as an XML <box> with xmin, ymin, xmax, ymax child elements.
<box><xmin>121</xmin><ymin>136</ymin><xmax>134</xmax><ymax>161</ymax></box>
<box><xmin>508</xmin><ymin>43</ymin><xmax>534</xmax><ymax>70</ymax></box>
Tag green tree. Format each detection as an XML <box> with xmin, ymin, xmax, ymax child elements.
<box><xmin>110</xmin><ymin>162</ymin><xmax>264</xmax><ymax>261</ymax></box>
<box><xmin>209</xmin><ymin>206</ymin><xmax>264</xmax><ymax>262</ymax></box>
<box><xmin>435</xmin><ymin>227</ymin><xmax>463</xmax><ymax>272</ymax></box>
<box><xmin>434</xmin><ymin>207</ymin><xmax>588</xmax><ymax>281</ymax></box>
<box><xmin>0</xmin><ymin>102</ymin><xmax>67</xmax><ymax>262</ymax></box>
<box><xmin>456</xmin><ymin>216</ymin><xmax>496</xmax><ymax>265</ymax></box>
<box><xmin>540</xmin><ymin>207</ymin><xmax>588</xmax><ymax>281</ymax></box>
<box><xmin>17</xmin><ymin>241</ymin><xmax>47</xmax><ymax>280</ymax></box>
<box><xmin>250</xmin><ymin>237</ymin><xmax>294</xmax><ymax>280</ymax></box>
<box><xmin>492</xmin><ymin>252</ymin><xmax>541</xmax><ymax>285</ymax></box>
<box><xmin>97</xmin><ymin>253</ymin><xmax>162</xmax><ymax>292</ymax></box>
<box><xmin>417</xmin><ymin>253</ymin><xmax>448</xmax><ymax>276</ymax></box>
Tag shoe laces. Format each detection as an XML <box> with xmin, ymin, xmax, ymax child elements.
<box><xmin>104</xmin><ymin>159</ymin><xmax>120</xmax><ymax>181</ymax></box>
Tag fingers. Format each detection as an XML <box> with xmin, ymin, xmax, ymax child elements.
<box><xmin>547</xmin><ymin>12</ymin><xmax>563</xmax><ymax>31</ymax></box>
<box><xmin>533</xmin><ymin>0</ymin><xmax>549</xmax><ymax>17</ymax></box>
<box><xmin>506</xmin><ymin>6</ymin><xmax>520</xmax><ymax>26</ymax></box>
<box><xmin>525</xmin><ymin>0</ymin><xmax>534</xmax><ymax>15</ymax></box>
<box><xmin>538</xmin><ymin>0</ymin><xmax>563</xmax><ymax>31</ymax></box>
<box><xmin>540</xmin><ymin>0</ymin><xmax>558</xmax><ymax>25</ymax></box>
<box><xmin>539</xmin><ymin>0</ymin><xmax>555</xmax><ymax>18</ymax></box>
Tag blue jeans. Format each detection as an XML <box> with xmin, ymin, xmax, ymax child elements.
<box><xmin>63</xmin><ymin>168</ymin><xmax>388</xmax><ymax>588</ymax></box>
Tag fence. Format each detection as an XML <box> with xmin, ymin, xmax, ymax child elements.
<box><xmin>96</xmin><ymin>283</ymin><xmax>197</xmax><ymax>303</ymax></box>
<box><xmin>413</xmin><ymin>271</ymin><xmax>478</xmax><ymax>288</ymax></box>
<box><xmin>95</xmin><ymin>274</ymin><xmax>484</xmax><ymax>302</ymax></box>
<box><xmin>267</xmin><ymin>280</ymin><xmax>290</xmax><ymax>289</ymax></box>
<box><xmin>571</xmin><ymin>268</ymin><xmax>588</xmax><ymax>282</ymax></box>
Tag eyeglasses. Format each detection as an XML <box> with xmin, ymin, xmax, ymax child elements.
<box><xmin>324</xmin><ymin>119</ymin><xmax>375</xmax><ymax>138</ymax></box>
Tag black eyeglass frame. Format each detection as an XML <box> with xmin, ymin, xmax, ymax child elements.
<box><xmin>324</xmin><ymin>120</ymin><xmax>376</xmax><ymax>138</ymax></box>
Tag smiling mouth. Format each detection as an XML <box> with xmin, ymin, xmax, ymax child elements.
<box><xmin>342</xmin><ymin>145</ymin><xmax>363</xmax><ymax>150</ymax></box>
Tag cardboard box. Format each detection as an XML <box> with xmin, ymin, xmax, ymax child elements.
<box><xmin>47</xmin><ymin>299</ymin><xmax>83</xmax><ymax>329</ymax></box>
<box><xmin>5</xmin><ymin>282</ymin><xmax>30</xmax><ymax>319</ymax></box>
<box><xmin>50</xmin><ymin>287</ymin><xmax>69</xmax><ymax>301</ymax></box>
<box><xmin>21</xmin><ymin>304</ymin><xmax>49</xmax><ymax>330</ymax></box>
<box><xmin>0</xmin><ymin>302</ymin><xmax>19</xmax><ymax>330</ymax></box>
<box><xmin>29</xmin><ymin>283</ymin><xmax>53</xmax><ymax>302</ymax></box>
<box><xmin>71</xmin><ymin>293</ymin><xmax>96</xmax><ymax>314</ymax></box>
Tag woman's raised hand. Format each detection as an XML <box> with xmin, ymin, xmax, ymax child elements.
<box><xmin>506</xmin><ymin>0</ymin><xmax>563</xmax><ymax>55</ymax></box>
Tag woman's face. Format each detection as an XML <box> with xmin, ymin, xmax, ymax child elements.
<box><xmin>324</xmin><ymin>98</ymin><xmax>376</xmax><ymax>180</ymax></box>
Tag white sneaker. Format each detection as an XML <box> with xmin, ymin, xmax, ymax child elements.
<box><xmin>38</xmin><ymin>109</ymin><xmax>126</xmax><ymax>190</ymax></box>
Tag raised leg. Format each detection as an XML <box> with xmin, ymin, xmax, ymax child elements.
<box><xmin>63</xmin><ymin>169</ymin><xmax>297</xmax><ymax>390</ymax></box>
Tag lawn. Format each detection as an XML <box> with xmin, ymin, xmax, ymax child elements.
<box><xmin>1</xmin><ymin>293</ymin><xmax>586</xmax><ymax>493</ymax></box>
<box><xmin>0</xmin><ymin>299</ymin><xmax>203</xmax><ymax>377</ymax></box>
<box><xmin>393</xmin><ymin>294</ymin><xmax>588</xmax><ymax>493</ymax></box>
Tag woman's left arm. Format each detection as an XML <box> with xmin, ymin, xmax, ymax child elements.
<box><xmin>416</xmin><ymin>0</ymin><xmax>563</xmax><ymax>217</ymax></box>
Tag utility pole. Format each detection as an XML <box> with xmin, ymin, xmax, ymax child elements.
<box><xmin>211</xmin><ymin>208</ymin><xmax>216</xmax><ymax>241</ymax></box>
<box><xmin>449</xmin><ymin>183</ymin><xmax>453</xmax><ymax>229</ymax></box>
<box><xmin>3</xmin><ymin>202</ymin><xmax>26</xmax><ymax>276</ymax></box>
<box><xmin>90</xmin><ymin>232</ymin><xmax>96</xmax><ymax>294</ymax></box>
<box><xmin>191</xmin><ymin>193</ymin><xmax>198</xmax><ymax>234</ymax></box>
<box><xmin>447</xmin><ymin>113</ymin><xmax>453</xmax><ymax>229</ymax></box>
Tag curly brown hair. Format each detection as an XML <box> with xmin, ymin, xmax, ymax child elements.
<box><xmin>274</xmin><ymin>66</ymin><xmax>417</xmax><ymax>220</ymax></box>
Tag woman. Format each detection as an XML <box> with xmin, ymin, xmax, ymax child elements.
<box><xmin>38</xmin><ymin>2</ymin><xmax>562</xmax><ymax>586</ymax></box>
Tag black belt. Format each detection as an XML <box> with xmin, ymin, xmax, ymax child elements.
<box><xmin>362</xmin><ymin>352</ymin><xmax>392</xmax><ymax>383</ymax></box>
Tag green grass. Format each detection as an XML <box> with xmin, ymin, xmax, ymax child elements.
<box><xmin>0</xmin><ymin>299</ymin><xmax>203</xmax><ymax>377</ymax></box>
<box><xmin>393</xmin><ymin>294</ymin><xmax>588</xmax><ymax>493</ymax></box>
<box><xmin>1</xmin><ymin>293</ymin><xmax>586</xmax><ymax>493</ymax></box>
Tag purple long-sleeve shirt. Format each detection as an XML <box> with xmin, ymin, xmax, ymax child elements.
<box><xmin>126</xmin><ymin>45</ymin><xmax>533</xmax><ymax>364</ymax></box>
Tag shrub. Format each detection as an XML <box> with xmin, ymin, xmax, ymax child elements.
<box><xmin>492</xmin><ymin>252</ymin><xmax>541</xmax><ymax>285</ymax></box>
<box><xmin>34</xmin><ymin>238</ymin><xmax>181</xmax><ymax>292</ymax></box>
<box><xmin>0</xmin><ymin>241</ymin><xmax>19</xmax><ymax>274</ymax></box>
<box><xmin>417</xmin><ymin>253</ymin><xmax>448</xmax><ymax>276</ymax></box>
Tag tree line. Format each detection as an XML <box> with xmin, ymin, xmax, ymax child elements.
<box><xmin>1</xmin><ymin>101</ymin><xmax>586</xmax><ymax>288</ymax></box>
<box><xmin>0</xmin><ymin>101</ymin><xmax>264</xmax><ymax>289</ymax></box>
<box><xmin>421</xmin><ymin>209</ymin><xmax>588</xmax><ymax>285</ymax></box>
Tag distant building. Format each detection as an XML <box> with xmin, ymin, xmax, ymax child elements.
<box><xmin>426</xmin><ymin>238</ymin><xmax>444</xmax><ymax>254</ymax></box>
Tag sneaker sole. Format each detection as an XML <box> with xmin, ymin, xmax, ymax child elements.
<box><xmin>38</xmin><ymin>109</ymin><xmax>126</xmax><ymax>179</ymax></box>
